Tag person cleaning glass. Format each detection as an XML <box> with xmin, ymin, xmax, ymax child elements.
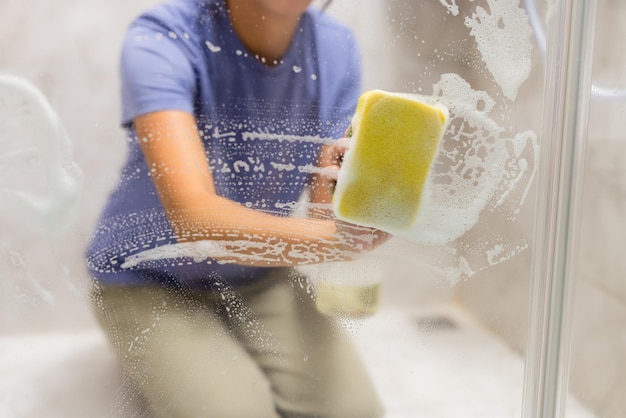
<box><xmin>85</xmin><ymin>0</ymin><xmax>388</xmax><ymax>416</ymax></box>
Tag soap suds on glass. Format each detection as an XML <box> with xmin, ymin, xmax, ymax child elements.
<box><xmin>0</xmin><ymin>74</ymin><xmax>83</xmax><ymax>241</ymax></box>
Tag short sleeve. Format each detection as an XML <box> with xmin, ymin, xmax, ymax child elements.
<box><xmin>314</xmin><ymin>14</ymin><xmax>362</xmax><ymax>139</ymax></box>
<box><xmin>333</xmin><ymin>43</ymin><xmax>361</xmax><ymax>128</ymax></box>
<box><xmin>120</xmin><ymin>26</ymin><xmax>196</xmax><ymax>126</ymax></box>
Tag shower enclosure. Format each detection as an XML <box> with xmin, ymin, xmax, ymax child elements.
<box><xmin>1</xmin><ymin>0</ymin><xmax>624</xmax><ymax>417</ymax></box>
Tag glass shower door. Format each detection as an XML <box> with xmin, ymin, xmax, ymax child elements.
<box><xmin>1</xmin><ymin>0</ymin><xmax>619</xmax><ymax>417</ymax></box>
<box><xmin>559</xmin><ymin>0</ymin><xmax>626</xmax><ymax>417</ymax></box>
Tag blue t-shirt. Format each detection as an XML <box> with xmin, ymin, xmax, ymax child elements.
<box><xmin>85</xmin><ymin>0</ymin><xmax>361</xmax><ymax>287</ymax></box>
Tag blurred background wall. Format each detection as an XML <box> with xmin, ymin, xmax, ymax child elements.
<box><xmin>448</xmin><ymin>1</ymin><xmax>626</xmax><ymax>417</ymax></box>
<box><xmin>1</xmin><ymin>0</ymin><xmax>625</xmax><ymax>416</ymax></box>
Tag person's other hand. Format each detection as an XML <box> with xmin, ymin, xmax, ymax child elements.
<box><xmin>320</xmin><ymin>135</ymin><xmax>350</xmax><ymax>184</ymax></box>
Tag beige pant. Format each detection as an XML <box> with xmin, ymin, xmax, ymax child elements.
<box><xmin>92</xmin><ymin>269</ymin><xmax>384</xmax><ymax>418</ymax></box>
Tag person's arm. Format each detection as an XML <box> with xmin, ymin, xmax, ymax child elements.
<box><xmin>135</xmin><ymin>110</ymin><xmax>384</xmax><ymax>267</ymax></box>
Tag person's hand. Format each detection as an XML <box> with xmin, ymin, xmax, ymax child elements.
<box><xmin>319</xmin><ymin>135</ymin><xmax>350</xmax><ymax>184</ymax></box>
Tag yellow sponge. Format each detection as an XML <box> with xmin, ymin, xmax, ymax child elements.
<box><xmin>332</xmin><ymin>90</ymin><xmax>448</xmax><ymax>232</ymax></box>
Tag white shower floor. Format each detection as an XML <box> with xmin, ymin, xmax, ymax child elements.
<box><xmin>0</xmin><ymin>304</ymin><xmax>596</xmax><ymax>418</ymax></box>
<box><xmin>348</xmin><ymin>304</ymin><xmax>596</xmax><ymax>418</ymax></box>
